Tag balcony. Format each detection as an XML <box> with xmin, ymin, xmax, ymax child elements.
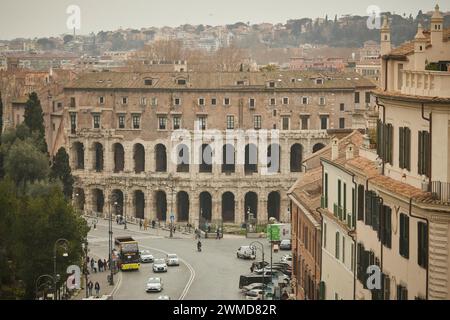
<box><xmin>401</xmin><ymin>70</ymin><xmax>450</xmax><ymax>98</ymax></box>
<box><xmin>431</xmin><ymin>181</ymin><xmax>450</xmax><ymax>203</ymax></box>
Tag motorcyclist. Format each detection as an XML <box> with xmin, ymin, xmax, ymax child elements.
<box><xmin>197</xmin><ymin>240</ymin><xmax>202</xmax><ymax>251</ymax></box>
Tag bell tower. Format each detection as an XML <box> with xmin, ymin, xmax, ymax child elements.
<box><xmin>380</xmin><ymin>16</ymin><xmax>391</xmax><ymax>56</ymax></box>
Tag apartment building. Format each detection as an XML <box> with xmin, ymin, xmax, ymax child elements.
<box><xmin>62</xmin><ymin>70</ymin><xmax>375</xmax><ymax>226</ymax></box>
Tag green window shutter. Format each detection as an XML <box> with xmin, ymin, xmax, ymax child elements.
<box><xmin>424</xmin><ymin>131</ymin><xmax>430</xmax><ymax>177</ymax></box>
<box><xmin>324</xmin><ymin>173</ymin><xmax>328</xmax><ymax>207</ymax></box>
<box><xmin>399</xmin><ymin>127</ymin><xmax>405</xmax><ymax>169</ymax></box>
<box><xmin>337</xmin><ymin>180</ymin><xmax>341</xmax><ymax>207</ymax></box>
<box><xmin>418</xmin><ymin>131</ymin><xmax>424</xmax><ymax>175</ymax></box>
<box><xmin>343</xmin><ymin>183</ymin><xmax>347</xmax><ymax>219</ymax></box>
<box><xmin>335</xmin><ymin>232</ymin><xmax>340</xmax><ymax>259</ymax></box>
<box><xmin>319</xmin><ymin>281</ymin><xmax>326</xmax><ymax>300</ymax></box>
<box><xmin>399</xmin><ymin>214</ymin><xmax>404</xmax><ymax>256</ymax></box>
<box><xmin>405</xmin><ymin>127</ymin><xmax>411</xmax><ymax>171</ymax></box>
<box><xmin>388</xmin><ymin>124</ymin><xmax>393</xmax><ymax>165</ymax></box>
<box><xmin>377</xmin><ymin>120</ymin><xmax>383</xmax><ymax>159</ymax></box>
<box><xmin>386</xmin><ymin>207</ymin><xmax>392</xmax><ymax>248</ymax></box>
<box><xmin>405</xmin><ymin>215</ymin><xmax>410</xmax><ymax>258</ymax></box>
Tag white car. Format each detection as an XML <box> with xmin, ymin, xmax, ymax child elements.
<box><xmin>140</xmin><ymin>250</ymin><xmax>154</xmax><ymax>263</ymax></box>
<box><xmin>153</xmin><ymin>259</ymin><xmax>168</xmax><ymax>273</ymax></box>
<box><xmin>280</xmin><ymin>239</ymin><xmax>291</xmax><ymax>250</ymax></box>
<box><xmin>241</xmin><ymin>283</ymin><xmax>265</xmax><ymax>293</ymax></box>
<box><xmin>146</xmin><ymin>277</ymin><xmax>163</xmax><ymax>292</ymax></box>
<box><xmin>236</xmin><ymin>246</ymin><xmax>256</xmax><ymax>259</ymax></box>
<box><xmin>245</xmin><ymin>289</ymin><xmax>264</xmax><ymax>300</ymax></box>
<box><xmin>165</xmin><ymin>254</ymin><xmax>179</xmax><ymax>266</ymax></box>
<box><xmin>281</xmin><ymin>254</ymin><xmax>292</xmax><ymax>263</ymax></box>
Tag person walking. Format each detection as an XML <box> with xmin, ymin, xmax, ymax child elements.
<box><xmin>90</xmin><ymin>258</ymin><xmax>94</xmax><ymax>272</ymax></box>
<box><xmin>139</xmin><ymin>219</ymin><xmax>143</xmax><ymax>230</ymax></box>
<box><xmin>216</xmin><ymin>228</ymin><xmax>220</xmax><ymax>240</ymax></box>
<box><xmin>93</xmin><ymin>260</ymin><xmax>97</xmax><ymax>273</ymax></box>
<box><xmin>88</xmin><ymin>281</ymin><xmax>93</xmax><ymax>296</ymax></box>
<box><xmin>104</xmin><ymin>259</ymin><xmax>108</xmax><ymax>270</ymax></box>
<box><xmin>94</xmin><ymin>281</ymin><xmax>100</xmax><ymax>296</ymax></box>
<box><xmin>98</xmin><ymin>259</ymin><xmax>103</xmax><ymax>272</ymax></box>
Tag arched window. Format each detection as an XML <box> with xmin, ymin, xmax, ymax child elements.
<box><xmin>113</xmin><ymin>143</ymin><xmax>125</xmax><ymax>173</ymax></box>
<box><xmin>133</xmin><ymin>144</ymin><xmax>145</xmax><ymax>173</ymax></box>
<box><xmin>290</xmin><ymin>144</ymin><xmax>303</xmax><ymax>172</ymax></box>
<box><xmin>155</xmin><ymin>144</ymin><xmax>167</xmax><ymax>172</ymax></box>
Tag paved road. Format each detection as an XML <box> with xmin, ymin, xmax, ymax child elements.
<box><xmin>87</xmin><ymin>220</ymin><xmax>286</xmax><ymax>300</ymax></box>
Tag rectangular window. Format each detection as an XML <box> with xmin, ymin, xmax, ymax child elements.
<box><xmin>335</xmin><ymin>232</ymin><xmax>340</xmax><ymax>259</ymax></box>
<box><xmin>399</xmin><ymin>213</ymin><xmax>410</xmax><ymax>259</ymax></box>
<box><xmin>270</xmin><ymin>98</ymin><xmax>276</xmax><ymax>106</ymax></box>
<box><xmin>283</xmin><ymin>97</ymin><xmax>289</xmax><ymax>105</ymax></box>
<box><xmin>224</xmin><ymin>98</ymin><xmax>230</xmax><ymax>106</ymax></box>
<box><xmin>140</xmin><ymin>97</ymin><xmax>147</xmax><ymax>106</ymax></box>
<box><xmin>417</xmin><ymin>222</ymin><xmax>428</xmax><ymax>268</ymax></box>
<box><xmin>93</xmin><ymin>114</ymin><xmax>100</xmax><ymax>129</ymax></box>
<box><xmin>342</xmin><ymin>236</ymin><xmax>346</xmax><ymax>263</ymax></box>
<box><xmin>399</xmin><ymin>127</ymin><xmax>411</xmax><ymax>170</ymax></box>
<box><xmin>282</xmin><ymin>117</ymin><xmax>289</xmax><ymax>130</ymax></box>
<box><xmin>324</xmin><ymin>173</ymin><xmax>328</xmax><ymax>208</ymax></box>
<box><xmin>158</xmin><ymin>117</ymin><xmax>167</xmax><ymax>130</ymax></box>
<box><xmin>249</xmin><ymin>98</ymin><xmax>255</xmax><ymax>108</ymax></box>
<box><xmin>226</xmin><ymin>115</ymin><xmax>234</xmax><ymax>130</ymax></box>
<box><xmin>365</xmin><ymin>92</ymin><xmax>371</xmax><ymax>103</ymax></box>
<box><xmin>70</xmin><ymin>97</ymin><xmax>76</xmax><ymax>108</ymax></box>
<box><xmin>70</xmin><ymin>113</ymin><xmax>76</xmax><ymax>134</ymax></box>
<box><xmin>418</xmin><ymin>131</ymin><xmax>430</xmax><ymax>176</ymax></box>
<box><xmin>254</xmin><ymin>115</ymin><xmax>262</xmax><ymax>130</ymax></box>
<box><xmin>197</xmin><ymin>117</ymin><xmax>207</xmax><ymax>130</ymax></box>
<box><xmin>381</xmin><ymin>206</ymin><xmax>392</xmax><ymax>248</ymax></box>
<box><xmin>132</xmin><ymin>115</ymin><xmax>140</xmax><ymax>129</ymax></box>
<box><xmin>323</xmin><ymin>223</ymin><xmax>327</xmax><ymax>249</ymax></box>
<box><xmin>174</xmin><ymin>98</ymin><xmax>181</xmax><ymax>106</ymax></box>
<box><xmin>351</xmin><ymin>243</ymin><xmax>355</xmax><ymax>272</ymax></box>
<box><xmin>357</xmin><ymin>185</ymin><xmax>365</xmax><ymax>221</ymax></box>
<box><xmin>320</xmin><ymin>116</ymin><xmax>328</xmax><ymax>130</ymax></box>
<box><xmin>301</xmin><ymin>116</ymin><xmax>309</xmax><ymax>130</ymax></box>
<box><xmin>144</xmin><ymin>79</ymin><xmax>153</xmax><ymax>86</ymax></box>
<box><xmin>211</xmin><ymin>98</ymin><xmax>217</xmax><ymax>106</ymax></box>
<box><xmin>118</xmin><ymin>115</ymin><xmax>125</xmax><ymax>129</ymax></box>
<box><xmin>343</xmin><ymin>183</ymin><xmax>347</xmax><ymax>219</ymax></box>
<box><xmin>339</xmin><ymin>118</ymin><xmax>345</xmax><ymax>129</ymax></box>
<box><xmin>302</xmin><ymin>97</ymin><xmax>308</xmax><ymax>105</ymax></box>
<box><xmin>397</xmin><ymin>285</ymin><xmax>408</xmax><ymax>300</ymax></box>
<box><xmin>177</xmin><ymin>79</ymin><xmax>186</xmax><ymax>85</ymax></box>
<box><xmin>354</xmin><ymin>92</ymin><xmax>360</xmax><ymax>103</ymax></box>
<box><xmin>319</xmin><ymin>97</ymin><xmax>326</xmax><ymax>106</ymax></box>
<box><xmin>151</xmin><ymin>97</ymin><xmax>158</xmax><ymax>106</ymax></box>
<box><xmin>340</xmin><ymin>103</ymin><xmax>345</xmax><ymax>111</ymax></box>
<box><xmin>198</xmin><ymin>98</ymin><xmax>205</xmax><ymax>106</ymax></box>
<box><xmin>173</xmin><ymin>117</ymin><xmax>181</xmax><ymax>130</ymax></box>
<box><xmin>122</xmin><ymin>97</ymin><xmax>128</xmax><ymax>105</ymax></box>
<box><xmin>99</xmin><ymin>96</ymin><xmax>105</xmax><ymax>104</ymax></box>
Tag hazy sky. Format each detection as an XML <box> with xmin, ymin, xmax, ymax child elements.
<box><xmin>0</xmin><ymin>0</ymin><xmax>448</xmax><ymax>40</ymax></box>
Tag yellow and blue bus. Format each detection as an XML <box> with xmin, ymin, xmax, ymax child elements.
<box><xmin>115</xmin><ymin>237</ymin><xmax>141</xmax><ymax>271</ymax></box>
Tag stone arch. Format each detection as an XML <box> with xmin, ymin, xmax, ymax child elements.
<box><xmin>111</xmin><ymin>189</ymin><xmax>124</xmax><ymax>215</ymax></box>
<box><xmin>92</xmin><ymin>188</ymin><xmax>104</xmax><ymax>213</ymax></box>
<box><xmin>155</xmin><ymin>190</ymin><xmax>167</xmax><ymax>221</ymax></box>
<box><xmin>134</xmin><ymin>190</ymin><xmax>145</xmax><ymax>219</ymax></box>
<box><xmin>199</xmin><ymin>144</ymin><xmax>213</xmax><ymax>173</ymax></box>
<box><xmin>245</xmin><ymin>144</ymin><xmax>258</xmax><ymax>174</ymax></box>
<box><xmin>72</xmin><ymin>142</ymin><xmax>84</xmax><ymax>170</ymax></box>
<box><xmin>222</xmin><ymin>192</ymin><xmax>235</xmax><ymax>222</ymax></box>
<box><xmin>222</xmin><ymin>144</ymin><xmax>235</xmax><ymax>173</ymax></box>
<box><xmin>92</xmin><ymin>142</ymin><xmax>104</xmax><ymax>172</ymax></box>
<box><xmin>155</xmin><ymin>144</ymin><xmax>167</xmax><ymax>172</ymax></box>
<box><xmin>313</xmin><ymin>143</ymin><xmax>325</xmax><ymax>153</ymax></box>
<box><xmin>199</xmin><ymin>191</ymin><xmax>212</xmax><ymax>221</ymax></box>
<box><xmin>290</xmin><ymin>143</ymin><xmax>303</xmax><ymax>172</ymax></box>
<box><xmin>176</xmin><ymin>191</ymin><xmax>190</xmax><ymax>222</ymax></box>
<box><xmin>74</xmin><ymin>188</ymin><xmax>85</xmax><ymax>211</ymax></box>
<box><xmin>267</xmin><ymin>191</ymin><xmax>281</xmax><ymax>221</ymax></box>
<box><xmin>244</xmin><ymin>192</ymin><xmax>258</xmax><ymax>221</ymax></box>
<box><xmin>176</xmin><ymin>144</ymin><xmax>190</xmax><ymax>173</ymax></box>
<box><xmin>133</xmin><ymin>143</ymin><xmax>145</xmax><ymax>173</ymax></box>
<box><xmin>113</xmin><ymin>143</ymin><xmax>125</xmax><ymax>173</ymax></box>
<box><xmin>267</xmin><ymin>143</ymin><xmax>281</xmax><ymax>173</ymax></box>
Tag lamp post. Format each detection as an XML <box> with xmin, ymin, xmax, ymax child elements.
<box><xmin>53</xmin><ymin>238</ymin><xmax>69</xmax><ymax>300</ymax></box>
<box><xmin>108</xmin><ymin>193</ymin><xmax>118</xmax><ymax>286</ymax></box>
<box><xmin>165</xmin><ymin>174</ymin><xmax>176</xmax><ymax>238</ymax></box>
<box><xmin>82</xmin><ymin>241</ymin><xmax>89</xmax><ymax>298</ymax></box>
<box><xmin>250</xmin><ymin>240</ymin><xmax>266</xmax><ymax>300</ymax></box>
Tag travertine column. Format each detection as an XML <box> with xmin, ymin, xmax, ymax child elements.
<box><xmin>281</xmin><ymin>138</ymin><xmax>290</xmax><ymax>175</ymax></box>
<box><xmin>212</xmin><ymin>190</ymin><xmax>221</xmax><ymax>222</ymax></box>
<box><xmin>124</xmin><ymin>143</ymin><xmax>133</xmax><ymax>173</ymax></box>
<box><xmin>145</xmin><ymin>188</ymin><xmax>155</xmax><ymax>221</ymax></box>
<box><xmin>280</xmin><ymin>193</ymin><xmax>290</xmax><ymax>223</ymax></box>
<box><xmin>145</xmin><ymin>144</ymin><xmax>152</xmax><ymax>173</ymax></box>
<box><xmin>84</xmin><ymin>138</ymin><xmax>92</xmax><ymax>172</ymax></box>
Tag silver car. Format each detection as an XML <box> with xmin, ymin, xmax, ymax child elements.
<box><xmin>140</xmin><ymin>250</ymin><xmax>154</xmax><ymax>263</ymax></box>
<box><xmin>165</xmin><ymin>254</ymin><xmax>179</xmax><ymax>266</ymax></box>
<box><xmin>146</xmin><ymin>277</ymin><xmax>163</xmax><ymax>292</ymax></box>
<box><xmin>153</xmin><ymin>259</ymin><xmax>168</xmax><ymax>273</ymax></box>
<box><xmin>280</xmin><ymin>239</ymin><xmax>291</xmax><ymax>250</ymax></box>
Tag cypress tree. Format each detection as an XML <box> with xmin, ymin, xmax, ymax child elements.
<box><xmin>50</xmin><ymin>147</ymin><xmax>74</xmax><ymax>199</ymax></box>
<box><xmin>23</xmin><ymin>92</ymin><xmax>47</xmax><ymax>153</ymax></box>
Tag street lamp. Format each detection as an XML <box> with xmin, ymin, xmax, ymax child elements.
<box><xmin>53</xmin><ymin>238</ymin><xmax>69</xmax><ymax>300</ymax></box>
<box><xmin>82</xmin><ymin>241</ymin><xmax>89</xmax><ymax>298</ymax></box>
<box><xmin>164</xmin><ymin>174</ymin><xmax>176</xmax><ymax>238</ymax></box>
<box><xmin>250</xmin><ymin>240</ymin><xmax>266</xmax><ymax>300</ymax></box>
<box><xmin>108</xmin><ymin>193</ymin><xmax>118</xmax><ymax>286</ymax></box>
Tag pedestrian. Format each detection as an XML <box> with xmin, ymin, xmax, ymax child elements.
<box><xmin>173</xmin><ymin>225</ymin><xmax>176</xmax><ymax>234</ymax></box>
<box><xmin>207</xmin><ymin>225</ymin><xmax>211</xmax><ymax>233</ymax></box>
<box><xmin>216</xmin><ymin>228</ymin><xmax>220</xmax><ymax>239</ymax></box>
<box><xmin>139</xmin><ymin>219</ymin><xmax>143</xmax><ymax>230</ymax></box>
<box><xmin>88</xmin><ymin>281</ymin><xmax>93</xmax><ymax>296</ymax></box>
<box><xmin>116</xmin><ymin>216</ymin><xmax>119</xmax><ymax>224</ymax></box>
<box><xmin>98</xmin><ymin>259</ymin><xmax>103</xmax><ymax>272</ymax></box>
<box><xmin>90</xmin><ymin>258</ymin><xmax>94</xmax><ymax>272</ymax></box>
<box><xmin>93</xmin><ymin>260</ymin><xmax>97</xmax><ymax>273</ymax></box>
<box><xmin>86</xmin><ymin>256</ymin><xmax>90</xmax><ymax>264</ymax></box>
<box><xmin>104</xmin><ymin>259</ymin><xmax>108</xmax><ymax>270</ymax></box>
<box><xmin>94</xmin><ymin>281</ymin><xmax>100</xmax><ymax>296</ymax></box>
<box><xmin>250</xmin><ymin>265</ymin><xmax>254</xmax><ymax>273</ymax></box>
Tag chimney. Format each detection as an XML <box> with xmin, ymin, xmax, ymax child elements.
<box><xmin>331</xmin><ymin>138</ymin><xmax>339</xmax><ymax>161</ymax></box>
<box><xmin>431</xmin><ymin>4</ymin><xmax>444</xmax><ymax>48</ymax></box>
<box><xmin>346</xmin><ymin>144</ymin><xmax>354</xmax><ymax>160</ymax></box>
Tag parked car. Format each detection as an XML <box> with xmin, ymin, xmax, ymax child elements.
<box><xmin>140</xmin><ymin>250</ymin><xmax>154</xmax><ymax>263</ymax></box>
<box><xmin>146</xmin><ymin>277</ymin><xmax>163</xmax><ymax>292</ymax></box>
<box><xmin>165</xmin><ymin>254</ymin><xmax>179</xmax><ymax>266</ymax></box>
<box><xmin>236</xmin><ymin>246</ymin><xmax>256</xmax><ymax>259</ymax></box>
<box><xmin>239</xmin><ymin>274</ymin><xmax>272</xmax><ymax>288</ymax></box>
<box><xmin>242</xmin><ymin>282</ymin><xmax>265</xmax><ymax>293</ymax></box>
<box><xmin>281</xmin><ymin>254</ymin><xmax>292</xmax><ymax>264</ymax></box>
<box><xmin>153</xmin><ymin>259</ymin><xmax>168</xmax><ymax>273</ymax></box>
<box><xmin>280</xmin><ymin>239</ymin><xmax>291</xmax><ymax>250</ymax></box>
<box><xmin>245</xmin><ymin>289</ymin><xmax>264</xmax><ymax>300</ymax></box>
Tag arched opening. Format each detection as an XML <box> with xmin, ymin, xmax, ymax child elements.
<box><xmin>267</xmin><ymin>191</ymin><xmax>281</xmax><ymax>221</ymax></box>
<box><xmin>111</xmin><ymin>189</ymin><xmax>124</xmax><ymax>215</ymax></box>
<box><xmin>92</xmin><ymin>188</ymin><xmax>104</xmax><ymax>213</ymax></box>
<box><xmin>133</xmin><ymin>144</ymin><xmax>145</xmax><ymax>173</ymax></box>
<box><xmin>177</xmin><ymin>191</ymin><xmax>190</xmax><ymax>222</ymax></box>
<box><xmin>245</xmin><ymin>144</ymin><xmax>258</xmax><ymax>174</ymax></box>
<box><xmin>313</xmin><ymin>143</ymin><xmax>325</xmax><ymax>153</ymax></box>
<box><xmin>199</xmin><ymin>144</ymin><xmax>212</xmax><ymax>173</ymax></box>
<box><xmin>155</xmin><ymin>144</ymin><xmax>167</xmax><ymax>172</ymax></box>
<box><xmin>290</xmin><ymin>144</ymin><xmax>303</xmax><ymax>172</ymax></box>
<box><xmin>113</xmin><ymin>143</ymin><xmax>125</xmax><ymax>173</ymax></box>
<box><xmin>155</xmin><ymin>191</ymin><xmax>167</xmax><ymax>221</ymax></box>
<box><xmin>134</xmin><ymin>190</ymin><xmax>145</xmax><ymax>219</ymax></box>
<box><xmin>222</xmin><ymin>144</ymin><xmax>235</xmax><ymax>173</ymax></box>
<box><xmin>222</xmin><ymin>192</ymin><xmax>235</xmax><ymax>222</ymax></box>
<box><xmin>267</xmin><ymin>143</ymin><xmax>281</xmax><ymax>173</ymax></box>
<box><xmin>199</xmin><ymin>192</ymin><xmax>212</xmax><ymax>222</ymax></box>
<box><xmin>93</xmin><ymin>142</ymin><xmax>104</xmax><ymax>172</ymax></box>
<box><xmin>74</xmin><ymin>188</ymin><xmax>85</xmax><ymax>211</ymax></box>
<box><xmin>72</xmin><ymin>142</ymin><xmax>84</xmax><ymax>170</ymax></box>
<box><xmin>244</xmin><ymin>192</ymin><xmax>258</xmax><ymax>221</ymax></box>
<box><xmin>176</xmin><ymin>144</ymin><xmax>190</xmax><ymax>173</ymax></box>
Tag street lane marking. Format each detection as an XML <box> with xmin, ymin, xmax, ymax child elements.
<box><xmin>139</xmin><ymin>245</ymin><xmax>195</xmax><ymax>301</ymax></box>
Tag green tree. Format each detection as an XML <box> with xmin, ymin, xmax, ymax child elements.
<box><xmin>0</xmin><ymin>92</ymin><xmax>4</xmax><ymax>179</ymax></box>
<box><xmin>23</xmin><ymin>92</ymin><xmax>47</xmax><ymax>153</ymax></box>
<box><xmin>50</xmin><ymin>147</ymin><xmax>74</xmax><ymax>199</ymax></box>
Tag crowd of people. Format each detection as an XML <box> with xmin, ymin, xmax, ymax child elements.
<box><xmin>84</xmin><ymin>256</ymin><xmax>109</xmax><ymax>298</ymax></box>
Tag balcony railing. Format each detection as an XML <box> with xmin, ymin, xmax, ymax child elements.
<box><xmin>431</xmin><ymin>181</ymin><xmax>450</xmax><ymax>203</ymax></box>
<box><xmin>401</xmin><ymin>70</ymin><xmax>450</xmax><ymax>98</ymax></box>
